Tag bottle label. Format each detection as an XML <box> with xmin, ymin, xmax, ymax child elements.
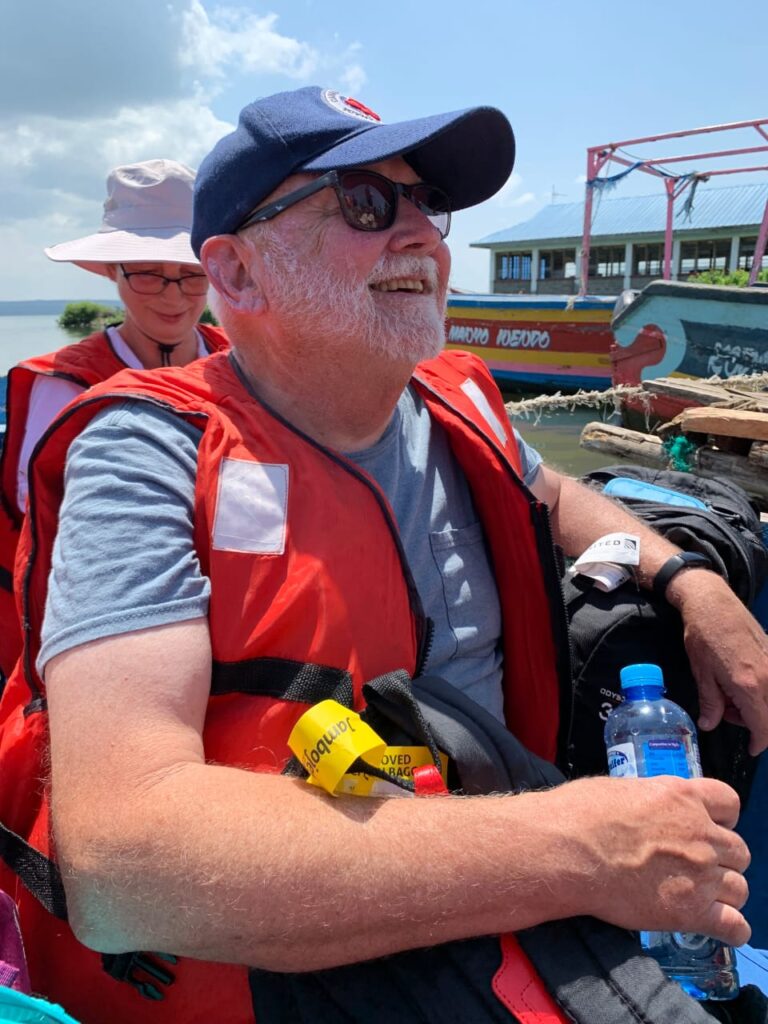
<box><xmin>607</xmin><ymin>742</ymin><xmax>638</xmax><ymax>777</ymax></box>
<box><xmin>642</xmin><ymin>737</ymin><xmax>699</xmax><ymax>779</ymax></box>
<box><xmin>607</xmin><ymin>736</ymin><xmax>702</xmax><ymax>779</ymax></box>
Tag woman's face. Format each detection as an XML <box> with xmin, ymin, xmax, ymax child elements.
<box><xmin>107</xmin><ymin>262</ymin><xmax>209</xmax><ymax>341</ymax></box>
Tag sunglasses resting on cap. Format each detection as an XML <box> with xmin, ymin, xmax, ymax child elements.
<box><xmin>237</xmin><ymin>168</ymin><xmax>452</xmax><ymax>239</ymax></box>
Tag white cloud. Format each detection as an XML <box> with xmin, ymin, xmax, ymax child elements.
<box><xmin>179</xmin><ymin>2</ymin><xmax>319</xmax><ymax>81</ymax></box>
<box><xmin>0</xmin><ymin>2</ymin><xmax>369</xmax><ymax>300</ymax></box>
<box><xmin>340</xmin><ymin>63</ymin><xmax>367</xmax><ymax>96</ymax></box>
<box><xmin>492</xmin><ymin>174</ymin><xmax>536</xmax><ymax>209</ymax></box>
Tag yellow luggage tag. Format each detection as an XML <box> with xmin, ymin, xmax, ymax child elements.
<box><xmin>338</xmin><ymin>746</ymin><xmax>448</xmax><ymax>798</ymax></box>
<box><xmin>288</xmin><ymin>700</ymin><xmax>386</xmax><ymax>796</ymax></box>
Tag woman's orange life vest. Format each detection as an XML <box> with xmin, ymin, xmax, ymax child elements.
<box><xmin>0</xmin><ymin>325</ymin><xmax>229</xmax><ymax>682</ymax></box>
<box><xmin>0</xmin><ymin>349</ymin><xmax>571</xmax><ymax>1024</ymax></box>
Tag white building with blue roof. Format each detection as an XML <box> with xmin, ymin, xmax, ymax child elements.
<box><xmin>473</xmin><ymin>182</ymin><xmax>768</xmax><ymax>296</ymax></box>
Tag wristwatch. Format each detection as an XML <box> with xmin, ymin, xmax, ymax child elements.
<box><xmin>652</xmin><ymin>551</ymin><xmax>714</xmax><ymax>598</ymax></box>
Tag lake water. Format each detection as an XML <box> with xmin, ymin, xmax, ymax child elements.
<box><xmin>0</xmin><ymin>314</ymin><xmax>618</xmax><ymax>475</ymax></box>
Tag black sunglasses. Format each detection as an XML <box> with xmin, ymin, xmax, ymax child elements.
<box><xmin>238</xmin><ymin>169</ymin><xmax>451</xmax><ymax>239</ymax></box>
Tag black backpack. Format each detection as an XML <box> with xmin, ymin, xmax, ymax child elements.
<box><xmin>247</xmin><ymin>670</ymin><xmax>766</xmax><ymax>1024</ymax></box>
<box><xmin>565</xmin><ymin>465</ymin><xmax>767</xmax><ymax>802</ymax></box>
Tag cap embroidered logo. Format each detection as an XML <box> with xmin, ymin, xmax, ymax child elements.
<box><xmin>320</xmin><ymin>89</ymin><xmax>382</xmax><ymax>123</ymax></box>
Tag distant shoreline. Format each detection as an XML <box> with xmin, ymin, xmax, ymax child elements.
<box><xmin>0</xmin><ymin>300</ymin><xmax>123</xmax><ymax>316</ymax></box>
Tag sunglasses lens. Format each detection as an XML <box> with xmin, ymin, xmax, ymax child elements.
<box><xmin>336</xmin><ymin>172</ymin><xmax>396</xmax><ymax>231</ymax></box>
<box><xmin>335</xmin><ymin>172</ymin><xmax>451</xmax><ymax>238</ymax></box>
<box><xmin>410</xmin><ymin>185</ymin><xmax>451</xmax><ymax>239</ymax></box>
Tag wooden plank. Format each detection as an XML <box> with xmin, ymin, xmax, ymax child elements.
<box><xmin>677</xmin><ymin>407</ymin><xmax>768</xmax><ymax>441</ymax></box>
<box><xmin>642</xmin><ymin>378</ymin><xmax>735</xmax><ymax>405</ymax></box>
<box><xmin>697</xmin><ymin>447</ymin><xmax>768</xmax><ymax>505</ymax></box>
<box><xmin>642</xmin><ymin>377</ymin><xmax>768</xmax><ymax>411</ymax></box>
<box><xmin>579</xmin><ymin>422</ymin><xmax>666</xmax><ymax>466</ymax></box>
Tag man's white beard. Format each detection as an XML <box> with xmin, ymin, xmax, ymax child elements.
<box><xmin>260</xmin><ymin>235</ymin><xmax>447</xmax><ymax>364</ymax></box>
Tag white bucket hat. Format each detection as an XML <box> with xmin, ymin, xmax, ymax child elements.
<box><xmin>44</xmin><ymin>159</ymin><xmax>199</xmax><ymax>276</ymax></box>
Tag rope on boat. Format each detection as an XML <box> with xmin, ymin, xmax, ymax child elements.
<box><xmin>505</xmin><ymin>384</ymin><xmax>646</xmax><ymax>422</ymax></box>
<box><xmin>504</xmin><ymin>370</ymin><xmax>768</xmax><ymax>423</ymax></box>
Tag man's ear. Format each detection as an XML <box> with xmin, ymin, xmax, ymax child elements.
<box><xmin>201</xmin><ymin>236</ymin><xmax>266</xmax><ymax>315</ymax></box>
<box><xmin>104</xmin><ymin>264</ymin><xmax>118</xmax><ymax>282</ymax></box>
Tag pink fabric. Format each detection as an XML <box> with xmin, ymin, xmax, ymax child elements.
<box><xmin>0</xmin><ymin>891</ymin><xmax>30</xmax><ymax>993</ymax></box>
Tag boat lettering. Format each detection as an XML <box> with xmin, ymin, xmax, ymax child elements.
<box><xmin>496</xmin><ymin>328</ymin><xmax>551</xmax><ymax>350</ymax></box>
<box><xmin>707</xmin><ymin>342</ymin><xmax>768</xmax><ymax>378</ymax></box>
<box><xmin>447</xmin><ymin>324</ymin><xmax>490</xmax><ymax>345</ymax></box>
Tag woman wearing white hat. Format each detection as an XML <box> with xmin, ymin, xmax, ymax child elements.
<box><xmin>0</xmin><ymin>159</ymin><xmax>229</xmax><ymax>681</ymax></box>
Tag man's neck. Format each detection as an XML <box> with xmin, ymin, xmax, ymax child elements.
<box><xmin>233</xmin><ymin>342</ymin><xmax>415</xmax><ymax>452</ymax></box>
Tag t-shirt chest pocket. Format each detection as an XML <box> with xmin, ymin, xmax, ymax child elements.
<box><xmin>428</xmin><ymin>522</ymin><xmax>501</xmax><ymax>656</ymax></box>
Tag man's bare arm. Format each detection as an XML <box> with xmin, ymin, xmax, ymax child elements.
<box><xmin>47</xmin><ymin>619</ymin><xmax>750</xmax><ymax>971</ymax></box>
<box><xmin>530</xmin><ymin>465</ymin><xmax>768</xmax><ymax>754</ymax></box>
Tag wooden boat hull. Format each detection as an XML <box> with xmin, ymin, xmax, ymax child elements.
<box><xmin>446</xmin><ymin>294</ymin><xmax>616</xmax><ymax>392</ymax></box>
<box><xmin>611</xmin><ymin>280</ymin><xmax>768</xmax><ymax>421</ymax></box>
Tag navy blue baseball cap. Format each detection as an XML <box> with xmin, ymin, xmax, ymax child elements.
<box><xmin>192</xmin><ymin>86</ymin><xmax>515</xmax><ymax>255</ymax></box>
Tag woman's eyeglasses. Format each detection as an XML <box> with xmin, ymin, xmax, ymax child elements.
<box><xmin>119</xmin><ymin>265</ymin><xmax>209</xmax><ymax>296</ymax></box>
<box><xmin>238</xmin><ymin>169</ymin><xmax>451</xmax><ymax>239</ymax></box>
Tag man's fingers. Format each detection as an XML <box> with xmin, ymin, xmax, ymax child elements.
<box><xmin>717</xmin><ymin>831</ymin><xmax>752</xmax><ymax>874</ymax></box>
<box><xmin>717</xmin><ymin>868</ymin><xmax>749</xmax><ymax>913</ymax></box>
<box><xmin>695</xmin><ymin>672</ymin><xmax>725</xmax><ymax>733</ymax></box>
<box><xmin>692</xmin><ymin>777</ymin><xmax>742</xmax><ymax>829</ymax></box>
<box><xmin>701</xmin><ymin>903</ymin><xmax>751</xmax><ymax>948</ymax></box>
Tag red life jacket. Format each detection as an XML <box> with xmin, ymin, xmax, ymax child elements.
<box><xmin>0</xmin><ymin>325</ymin><xmax>229</xmax><ymax>682</ymax></box>
<box><xmin>0</xmin><ymin>349</ymin><xmax>570</xmax><ymax>1024</ymax></box>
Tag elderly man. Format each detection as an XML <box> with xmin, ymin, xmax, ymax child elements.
<box><xmin>0</xmin><ymin>87</ymin><xmax>765</xmax><ymax>1024</ymax></box>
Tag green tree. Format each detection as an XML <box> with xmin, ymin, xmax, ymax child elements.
<box><xmin>199</xmin><ymin>305</ymin><xmax>219</xmax><ymax>326</ymax></box>
<box><xmin>58</xmin><ymin>301</ymin><xmax>123</xmax><ymax>333</ymax></box>
<box><xmin>689</xmin><ymin>268</ymin><xmax>768</xmax><ymax>287</ymax></box>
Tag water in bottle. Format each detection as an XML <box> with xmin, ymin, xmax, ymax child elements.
<box><xmin>604</xmin><ymin>662</ymin><xmax>740</xmax><ymax>1001</ymax></box>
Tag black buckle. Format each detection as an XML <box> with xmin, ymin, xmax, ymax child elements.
<box><xmin>101</xmin><ymin>950</ymin><xmax>177</xmax><ymax>1001</ymax></box>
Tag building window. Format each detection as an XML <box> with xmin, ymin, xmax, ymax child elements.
<box><xmin>738</xmin><ymin>237</ymin><xmax>768</xmax><ymax>271</ymax></box>
<box><xmin>539</xmin><ymin>249</ymin><xmax>576</xmax><ymax>279</ymax></box>
<box><xmin>680</xmin><ymin>239</ymin><xmax>730</xmax><ymax>274</ymax></box>
<box><xmin>589</xmin><ymin>246</ymin><xmax>625</xmax><ymax>277</ymax></box>
<box><xmin>496</xmin><ymin>252</ymin><xmax>532</xmax><ymax>281</ymax></box>
<box><xmin>633</xmin><ymin>243</ymin><xmax>664</xmax><ymax>277</ymax></box>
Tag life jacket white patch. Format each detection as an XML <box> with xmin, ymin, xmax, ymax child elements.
<box><xmin>460</xmin><ymin>379</ymin><xmax>508</xmax><ymax>448</ymax></box>
<box><xmin>213</xmin><ymin>458</ymin><xmax>288</xmax><ymax>554</ymax></box>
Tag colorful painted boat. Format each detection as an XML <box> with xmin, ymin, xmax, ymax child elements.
<box><xmin>445</xmin><ymin>293</ymin><xmax>616</xmax><ymax>391</ymax></box>
<box><xmin>611</xmin><ymin>280</ymin><xmax>768</xmax><ymax>421</ymax></box>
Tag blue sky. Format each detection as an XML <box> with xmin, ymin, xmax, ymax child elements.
<box><xmin>1</xmin><ymin>0</ymin><xmax>766</xmax><ymax>301</ymax></box>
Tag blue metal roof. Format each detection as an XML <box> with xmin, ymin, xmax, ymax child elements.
<box><xmin>474</xmin><ymin>182</ymin><xmax>768</xmax><ymax>247</ymax></box>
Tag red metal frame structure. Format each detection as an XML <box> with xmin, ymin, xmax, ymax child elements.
<box><xmin>579</xmin><ymin>118</ymin><xmax>768</xmax><ymax>296</ymax></box>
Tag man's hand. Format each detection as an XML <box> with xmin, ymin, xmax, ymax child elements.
<box><xmin>544</xmin><ymin>775</ymin><xmax>751</xmax><ymax>947</ymax></box>
<box><xmin>666</xmin><ymin>569</ymin><xmax>768</xmax><ymax>755</ymax></box>
<box><xmin>531</xmin><ymin>465</ymin><xmax>768</xmax><ymax>755</ymax></box>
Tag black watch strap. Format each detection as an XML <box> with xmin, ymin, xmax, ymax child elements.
<box><xmin>652</xmin><ymin>552</ymin><xmax>713</xmax><ymax>598</ymax></box>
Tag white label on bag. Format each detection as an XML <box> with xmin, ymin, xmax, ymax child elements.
<box><xmin>571</xmin><ymin>533</ymin><xmax>640</xmax><ymax>592</ymax></box>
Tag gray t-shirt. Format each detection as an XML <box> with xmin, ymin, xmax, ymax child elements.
<box><xmin>39</xmin><ymin>388</ymin><xmax>542</xmax><ymax>719</ymax></box>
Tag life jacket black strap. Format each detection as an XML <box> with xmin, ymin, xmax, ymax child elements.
<box><xmin>101</xmin><ymin>951</ymin><xmax>178</xmax><ymax>1002</ymax></box>
<box><xmin>0</xmin><ymin>565</ymin><xmax>12</xmax><ymax>594</ymax></box>
<box><xmin>517</xmin><ymin>916</ymin><xmax>716</xmax><ymax>1023</ymax></box>
<box><xmin>211</xmin><ymin>656</ymin><xmax>353</xmax><ymax>706</ymax></box>
<box><xmin>0</xmin><ymin>820</ymin><xmax>68</xmax><ymax>920</ymax></box>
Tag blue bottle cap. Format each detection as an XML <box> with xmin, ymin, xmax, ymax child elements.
<box><xmin>620</xmin><ymin>663</ymin><xmax>664</xmax><ymax>699</ymax></box>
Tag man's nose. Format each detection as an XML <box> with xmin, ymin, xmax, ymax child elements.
<box><xmin>387</xmin><ymin>197</ymin><xmax>443</xmax><ymax>253</ymax></box>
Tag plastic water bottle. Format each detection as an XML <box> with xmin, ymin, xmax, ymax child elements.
<box><xmin>604</xmin><ymin>663</ymin><xmax>740</xmax><ymax>1001</ymax></box>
